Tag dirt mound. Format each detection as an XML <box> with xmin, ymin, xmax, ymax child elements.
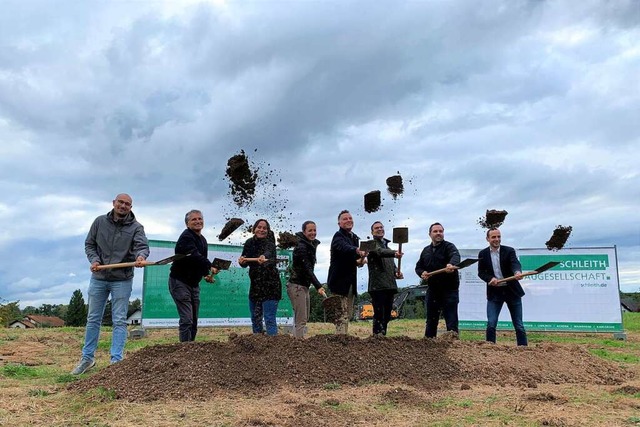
<box><xmin>478</xmin><ymin>209</ymin><xmax>508</xmax><ymax>228</ymax></box>
<box><xmin>364</xmin><ymin>190</ymin><xmax>382</xmax><ymax>213</ymax></box>
<box><xmin>546</xmin><ymin>225</ymin><xmax>572</xmax><ymax>250</ymax></box>
<box><xmin>226</xmin><ymin>151</ymin><xmax>258</xmax><ymax>207</ymax></box>
<box><xmin>218</xmin><ymin>218</ymin><xmax>245</xmax><ymax>241</ymax></box>
<box><xmin>386</xmin><ymin>175</ymin><xmax>403</xmax><ymax>200</ymax></box>
<box><xmin>276</xmin><ymin>231</ymin><xmax>298</xmax><ymax>249</ymax></box>
<box><xmin>69</xmin><ymin>335</ymin><xmax>626</xmax><ymax>402</ymax></box>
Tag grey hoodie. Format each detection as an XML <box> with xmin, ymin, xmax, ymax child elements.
<box><xmin>85</xmin><ymin>210</ymin><xmax>149</xmax><ymax>282</ymax></box>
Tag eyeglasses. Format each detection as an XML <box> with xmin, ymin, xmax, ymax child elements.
<box><xmin>115</xmin><ymin>200</ymin><xmax>132</xmax><ymax>207</ymax></box>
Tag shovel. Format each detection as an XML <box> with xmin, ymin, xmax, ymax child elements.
<box><xmin>393</xmin><ymin>227</ymin><xmax>409</xmax><ymax>276</ymax></box>
<box><xmin>426</xmin><ymin>258</ymin><xmax>479</xmax><ymax>277</ymax></box>
<box><xmin>496</xmin><ymin>261</ymin><xmax>560</xmax><ymax>285</ymax></box>
<box><xmin>322</xmin><ymin>295</ymin><xmax>344</xmax><ymax>324</ymax></box>
<box><xmin>359</xmin><ymin>240</ymin><xmax>378</xmax><ymax>252</ymax></box>
<box><xmin>95</xmin><ymin>253</ymin><xmax>188</xmax><ymax>270</ymax></box>
<box><xmin>212</xmin><ymin>258</ymin><xmax>232</xmax><ymax>270</ymax></box>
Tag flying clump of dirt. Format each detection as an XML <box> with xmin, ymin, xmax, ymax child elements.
<box><xmin>226</xmin><ymin>150</ymin><xmax>258</xmax><ymax>207</ymax></box>
<box><xmin>386</xmin><ymin>174</ymin><xmax>404</xmax><ymax>200</ymax></box>
<box><xmin>545</xmin><ymin>225</ymin><xmax>572</xmax><ymax>251</ymax></box>
<box><xmin>276</xmin><ymin>231</ymin><xmax>299</xmax><ymax>249</ymax></box>
<box><xmin>478</xmin><ymin>209</ymin><xmax>508</xmax><ymax>229</ymax></box>
<box><xmin>218</xmin><ymin>218</ymin><xmax>245</xmax><ymax>241</ymax></box>
<box><xmin>364</xmin><ymin>190</ymin><xmax>382</xmax><ymax>213</ymax></box>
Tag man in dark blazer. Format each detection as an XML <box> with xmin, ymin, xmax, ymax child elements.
<box><xmin>327</xmin><ymin>210</ymin><xmax>367</xmax><ymax>334</ymax></box>
<box><xmin>477</xmin><ymin>228</ymin><xmax>527</xmax><ymax>346</ymax></box>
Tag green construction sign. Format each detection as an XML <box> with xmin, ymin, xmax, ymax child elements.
<box><xmin>142</xmin><ymin>239</ymin><xmax>293</xmax><ymax>327</ymax></box>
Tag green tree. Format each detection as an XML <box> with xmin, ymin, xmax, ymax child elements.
<box><xmin>66</xmin><ymin>290</ymin><xmax>87</xmax><ymax>327</ymax></box>
<box><xmin>22</xmin><ymin>306</ymin><xmax>38</xmax><ymax>315</ymax></box>
<box><xmin>128</xmin><ymin>298</ymin><xmax>141</xmax><ymax>317</ymax></box>
<box><xmin>38</xmin><ymin>303</ymin><xmax>54</xmax><ymax>316</ymax></box>
<box><xmin>0</xmin><ymin>299</ymin><xmax>23</xmax><ymax>327</ymax></box>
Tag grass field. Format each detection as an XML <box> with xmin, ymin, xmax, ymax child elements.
<box><xmin>1</xmin><ymin>314</ymin><xmax>639</xmax><ymax>426</ymax></box>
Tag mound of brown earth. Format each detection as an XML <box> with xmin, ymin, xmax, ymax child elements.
<box><xmin>277</xmin><ymin>231</ymin><xmax>298</xmax><ymax>249</ymax></box>
<box><xmin>69</xmin><ymin>334</ymin><xmax>626</xmax><ymax>402</ymax></box>
<box><xmin>478</xmin><ymin>209</ymin><xmax>508</xmax><ymax>228</ymax></box>
<box><xmin>218</xmin><ymin>218</ymin><xmax>245</xmax><ymax>241</ymax></box>
<box><xmin>364</xmin><ymin>190</ymin><xmax>382</xmax><ymax>213</ymax></box>
<box><xmin>386</xmin><ymin>175</ymin><xmax>403</xmax><ymax>199</ymax></box>
<box><xmin>546</xmin><ymin>225</ymin><xmax>573</xmax><ymax>250</ymax></box>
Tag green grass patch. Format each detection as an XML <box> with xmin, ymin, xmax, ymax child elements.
<box><xmin>2</xmin><ymin>364</ymin><xmax>42</xmax><ymax>378</ymax></box>
<box><xmin>624</xmin><ymin>312</ymin><xmax>640</xmax><ymax>332</ymax></box>
<box><xmin>589</xmin><ymin>348</ymin><xmax>640</xmax><ymax>363</ymax></box>
<box><xmin>27</xmin><ymin>388</ymin><xmax>52</xmax><ymax>397</ymax></box>
<box><xmin>55</xmin><ymin>373</ymin><xmax>78</xmax><ymax>384</ymax></box>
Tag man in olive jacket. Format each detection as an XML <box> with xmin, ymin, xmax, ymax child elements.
<box><xmin>367</xmin><ymin>221</ymin><xmax>403</xmax><ymax>336</ymax></box>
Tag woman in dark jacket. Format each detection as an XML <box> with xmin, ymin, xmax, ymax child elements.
<box><xmin>239</xmin><ymin>219</ymin><xmax>281</xmax><ymax>335</ymax></box>
<box><xmin>287</xmin><ymin>221</ymin><xmax>327</xmax><ymax>338</ymax></box>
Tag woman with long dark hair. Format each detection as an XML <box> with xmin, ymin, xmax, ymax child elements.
<box><xmin>239</xmin><ymin>219</ymin><xmax>281</xmax><ymax>335</ymax></box>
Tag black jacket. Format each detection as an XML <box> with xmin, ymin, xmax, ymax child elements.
<box><xmin>169</xmin><ymin>228</ymin><xmax>211</xmax><ymax>286</ymax></box>
<box><xmin>327</xmin><ymin>228</ymin><xmax>361</xmax><ymax>296</ymax></box>
<box><xmin>366</xmin><ymin>237</ymin><xmax>398</xmax><ymax>293</ymax></box>
<box><xmin>241</xmin><ymin>236</ymin><xmax>282</xmax><ymax>302</ymax></box>
<box><xmin>289</xmin><ymin>232</ymin><xmax>322</xmax><ymax>289</ymax></box>
<box><xmin>414</xmin><ymin>240</ymin><xmax>461</xmax><ymax>291</ymax></box>
<box><xmin>477</xmin><ymin>245</ymin><xmax>524</xmax><ymax>300</ymax></box>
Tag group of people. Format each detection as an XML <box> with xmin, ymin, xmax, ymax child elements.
<box><xmin>71</xmin><ymin>193</ymin><xmax>528</xmax><ymax>375</ymax></box>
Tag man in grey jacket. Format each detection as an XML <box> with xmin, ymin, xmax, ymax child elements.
<box><xmin>72</xmin><ymin>193</ymin><xmax>149</xmax><ymax>374</ymax></box>
<box><xmin>367</xmin><ymin>222</ymin><xmax>403</xmax><ymax>336</ymax></box>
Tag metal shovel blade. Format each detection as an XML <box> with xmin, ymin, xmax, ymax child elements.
<box><xmin>212</xmin><ymin>258</ymin><xmax>232</xmax><ymax>270</ymax></box>
<box><xmin>154</xmin><ymin>253</ymin><xmax>188</xmax><ymax>265</ymax></box>
<box><xmin>359</xmin><ymin>240</ymin><xmax>378</xmax><ymax>252</ymax></box>
<box><xmin>456</xmin><ymin>258</ymin><xmax>478</xmax><ymax>269</ymax></box>
<box><xmin>392</xmin><ymin>227</ymin><xmax>409</xmax><ymax>244</ymax></box>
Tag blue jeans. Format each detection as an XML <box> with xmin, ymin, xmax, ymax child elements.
<box><xmin>82</xmin><ymin>278</ymin><xmax>132</xmax><ymax>362</ymax></box>
<box><xmin>425</xmin><ymin>289</ymin><xmax>459</xmax><ymax>338</ymax></box>
<box><xmin>249</xmin><ymin>299</ymin><xmax>279</xmax><ymax>336</ymax></box>
<box><xmin>486</xmin><ymin>297</ymin><xmax>528</xmax><ymax>346</ymax></box>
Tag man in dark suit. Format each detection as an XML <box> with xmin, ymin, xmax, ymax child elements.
<box><xmin>477</xmin><ymin>228</ymin><xmax>527</xmax><ymax>346</ymax></box>
<box><xmin>327</xmin><ymin>210</ymin><xmax>367</xmax><ymax>334</ymax></box>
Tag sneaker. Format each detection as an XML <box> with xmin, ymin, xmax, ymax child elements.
<box><xmin>71</xmin><ymin>358</ymin><xmax>96</xmax><ymax>375</ymax></box>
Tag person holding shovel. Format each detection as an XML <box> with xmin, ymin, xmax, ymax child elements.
<box><xmin>477</xmin><ymin>228</ymin><xmax>527</xmax><ymax>346</ymax></box>
<box><xmin>366</xmin><ymin>221</ymin><xmax>403</xmax><ymax>336</ymax></box>
<box><xmin>287</xmin><ymin>220</ymin><xmax>326</xmax><ymax>338</ymax></box>
<box><xmin>415</xmin><ymin>222</ymin><xmax>461</xmax><ymax>338</ymax></box>
<box><xmin>239</xmin><ymin>219</ymin><xmax>282</xmax><ymax>336</ymax></box>
<box><xmin>169</xmin><ymin>210</ymin><xmax>219</xmax><ymax>343</ymax></box>
<box><xmin>71</xmin><ymin>193</ymin><xmax>149</xmax><ymax>375</ymax></box>
<box><xmin>327</xmin><ymin>210</ymin><xmax>367</xmax><ymax>334</ymax></box>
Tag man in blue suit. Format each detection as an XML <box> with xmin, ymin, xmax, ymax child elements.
<box><xmin>477</xmin><ymin>228</ymin><xmax>528</xmax><ymax>346</ymax></box>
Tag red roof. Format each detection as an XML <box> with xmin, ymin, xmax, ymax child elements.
<box><xmin>24</xmin><ymin>315</ymin><xmax>65</xmax><ymax>327</ymax></box>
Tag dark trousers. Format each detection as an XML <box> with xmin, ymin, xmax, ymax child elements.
<box><xmin>486</xmin><ymin>296</ymin><xmax>528</xmax><ymax>346</ymax></box>
<box><xmin>424</xmin><ymin>288</ymin><xmax>459</xmax><ymax>338</ymax></box>
<box><xmin>169</xmin><ymin>277</ymin><xmax>200</xmax><ymax>342</ymax></box>
<box><xmin>370</xmin><ymin>289</ymin><xmax>395</xmax><ymax>335</ymax></box>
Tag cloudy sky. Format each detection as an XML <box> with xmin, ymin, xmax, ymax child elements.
<box><xmin>1</xmin><ymin>0</ymin><xmax>638</xmax><ymax>309</ymax></box>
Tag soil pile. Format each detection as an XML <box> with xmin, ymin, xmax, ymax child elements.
<box><xmin>218</xmin><ymin>218</ymin><xmax>245</xmax><ymax>241</ymax></box>
<box><xmin>277</xmin><ymin>231</ymin><xmax>299</xmax><ymax>249</ymax></box>
<box><xmin>70</xmin><ymin>334</ymin><xmax>626</xmax><ymax>402</ymax></box>
<box><xmin>546</xmin><ymin>225</ymin><xmax>572</xmax><ymax>250</ymax></box>
<box><xmin>386</xmin><ymin>175</ymin><xmax>404</xmax><ymax>199</ymax></box>
<box><xmin>225</xmin><ymin>151</ymin><xmax>258</xmax><ymax>207</ymax></box>
<box><xmin>364</xmin><ymin>190</ymin><xmax>382</xmax><ymax>213</ymax></box>
<box><xmin>478</xmin><ymin>209</ymin><xmax>508</xmax><ymax>228</ymax></box>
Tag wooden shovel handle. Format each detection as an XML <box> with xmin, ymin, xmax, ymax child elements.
<box><xmin>95</xmin><ymin>260</ymin><xmax>153</xmax><ymax>270</ymax></box>
<box><xmin>397</xmin><ymin>243</ymin><xmax>403</xmax><ymax>275</ymax></box>
<box><xmin>242</xmin><ymin>257</ymin><xmax>269</xmax><ymax>262</ymax></box>
<box><xmin>496</xmin><ymin>271</ymin><xmax>537</xmax><ymax>284</ymax></box>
